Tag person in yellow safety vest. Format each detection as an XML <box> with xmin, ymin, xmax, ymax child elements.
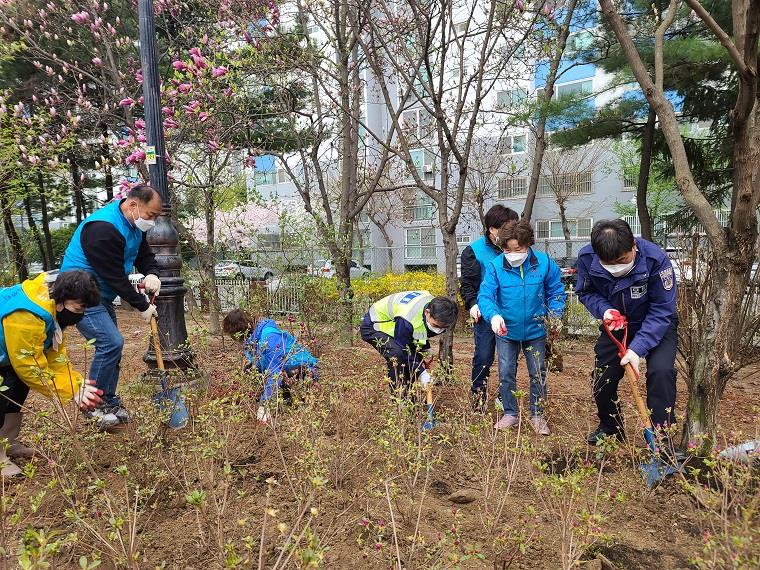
<box><xmin>0</xmin><ymin>270</ymin><xmax>104</xmax><ymax>477</ymax></box>
<box><xmin>360</xmin><ymin>291</ymin><xmax>459</xmax><ymax>397</ymax></box>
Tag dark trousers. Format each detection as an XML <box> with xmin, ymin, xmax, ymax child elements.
<box><xmin>593</xmin><ymin>322</ymin><xmax>677</xmax><ymax>432</ymax></box>
<box><xmin>471</xmin><ymin>318</ymin><xmax>496</xmax><ymax>397</ymax></box>
<box><xmin>360</xmin><ymin>320</ymin><xmax>419</xmax><ymax>397</ymax></box>
<box><xmin>0</xmin><ymin>367</ymin><xmax>30</xmax><ymax>427</ymax></box>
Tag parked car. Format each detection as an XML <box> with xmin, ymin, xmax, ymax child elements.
<box><xmin>307</xmin><ymin>259</ymin><xmax>370</xmax><ymax>279</ymax></box>
<box><xmin>214</xmin><ymin>260</ymin><xmax>275</xmax><ymax>281</ymax></box>
<box><xmin>555</xmin><ymin>256</ymin><xmax>578</xmax><ymax>287</ymax></box>
<box><xmin>664</xmin><ymin>247</ymin><xmax>706</xmax><ymax>284</ymax></box>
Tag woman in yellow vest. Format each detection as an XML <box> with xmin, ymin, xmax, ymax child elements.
<box><xmin>0</xmin><ymin>270</ymin><xmax>103</xmax><ymax>476</ymax></box>
<box><xmin>359</xmin><ymin>291</ymin><xmax>458</xmax><ymax>397</ymax></box>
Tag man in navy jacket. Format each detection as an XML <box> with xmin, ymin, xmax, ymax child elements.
<box><xmin>576</xmin><ymin>219</ymin><xmax>678</xmax><ymax>445</ymax></box>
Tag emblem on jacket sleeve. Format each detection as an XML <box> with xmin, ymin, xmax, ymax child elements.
<box><xmin>659</xmin><ymin>267</ymin><xmax>674</xmax><ymax>290</ymax></box>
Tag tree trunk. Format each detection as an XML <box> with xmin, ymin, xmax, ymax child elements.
<box><xmin>71</xmin><ymin>160</ymin><xmax>84</xmax><ymax>224</ymax></box>
<box><xmin>522</xmin><ymin>0</ymin><xmax>579</xmax><ymax>221</ymax></box>
<box><xmin>23</xmin><ymin>194</ymin><xmax>48</xmax><ymax>271</ymax></box>
<box><xmin>558</xmin><ymin>202</ymin><xmax>573</xmax><ymax>258</ymax></box>
<box><xmin>637</xmin><ymin>107</ymin><xmax>656</xmax><ymax>241</ymax></box>
<box><xmin>37</xmin><ymin>173</ymin><xmax>55</xmax><ymax>269</ymax></box>
<box><xmin>204</xmin><ymin>189</ymin><xmax>221</xmax><ymax>334</ymax></box>
<box><xmin>438</xmin><ymin>227</ymin><xmax>459</xmax><ymax>368</ymax></box>
<box><xmin>101</xmin><ymin>123</ymin><xmax>114</xmax><ymax>201</ymax></box>
<box><xmin>0</xmin><ymin>190</ymin><xmax>28</xmax><ymax>281</ymax></box>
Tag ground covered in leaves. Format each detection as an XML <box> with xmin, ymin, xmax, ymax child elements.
<box><xmin>6</xmin><ymin>307</ymin><xmax>759</xmax><ymax>569</ymax></box>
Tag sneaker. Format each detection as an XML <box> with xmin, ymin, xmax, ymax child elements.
<box><xmin>586</xmin><ymin>425</ymin><xmax>624</xmax><ymax>446</ymax></box>
<box><xmin>1</xmin><ymin>459</ymin><xmax>22</xmax><ymax>477</ymax></box>
<box><xmin>7</xmin><ymin>442</ymin><xmax>34</xmax><ymax>459</ymax></box>
<box><xmin>106</xmin><ymin>405</ymin><xmax>132</xmax><ymax>424</ymax></box>
<box><xmin>494</xmin><ymin>414</ymin><xmax>519</xmax><ymax>430</ymax></box>
<box><xmin>531</xmin><ymin>416</ymin><xmax>551</xmax><ymax>436</ymax></box>
<box><xmin>83</xmin><ymin>408</ymin><xmax>120</xmax><ymax>430</ymax></box>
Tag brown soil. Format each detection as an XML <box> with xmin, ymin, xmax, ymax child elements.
<box><xmin>10</xmin><ymin>307</ymin><xmax>759</xmax><ymax>569</ymax></box>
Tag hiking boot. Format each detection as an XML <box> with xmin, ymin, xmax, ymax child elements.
<box><xmin>107</xmin><ymin>405</ymin><xmax>132</xmax><ymax>424</ymax></box>
<box><xmin>0</xmin><ymin>458</ymin><xmax>22</xmax><ymax>478</ymax></box>
<box><xmin>586</xmin><ymin>425</ymin><xmax>625</xmax><ymax>446</ymax></box>
<box><xmin>494</xmin><ymin>414</ymin><xmax>519</xmax><ymax>430</ymax></box>
<box><xmin>7</xmin><ymin>442</ymin><xmax>34</xmax><ymax>459</ymax></box>
<box><xmin>83</xmin><ymin>407</ymin><xmax>120</xmax><ymax>430</ymax></box>
<box><xmin>531</xmin><ymin>416</ymin><xmax>551</xmax><ymax>436</ymax></box>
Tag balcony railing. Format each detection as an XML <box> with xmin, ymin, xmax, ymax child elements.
<box><xmin>404</xmin><ymin>204</ymin><xmax>435</xmax><ymax>221</ymax></box>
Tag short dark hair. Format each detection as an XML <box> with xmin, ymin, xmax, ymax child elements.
<box><xmin>484</xmin><ymin>205</ymin><xmax>519</xmax><ymax>233</ymax></box>
<box><xmin>222</xmin><ymin>309</ymin><xmax>257</xmax><ymax>339</ymax></box>
<box><xmin>427</xmin><ymin>296</ymin><xmax>459</xmax><ymax>328</ymax></box>
<box><xmin>50</xmin><ymin>270</ymin><xmax>100</xmax><ymax>307</ymax></box>
<box><xmin>127</xmin><ymin>184</ymin><xmax>161</xmax><ymax>204</ymax></box>
<box><xmin>499</xmin><ymin>220</ymin><xmax>535</xmax><ymax>248</ymax></box>
<box><xmin>591</xmin><ymin>219</ymin><xmax>635</xmax><ymax>262</ymax></box>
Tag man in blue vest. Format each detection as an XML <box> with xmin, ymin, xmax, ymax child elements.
<box><xmin>576</xmin><ymin>219</ymin><xmax>678</xmax><ymax>446</ymax></box>
<box><xmin>61</xmin><ymin>185</ymin><xmax>164</xmax><ymax>428</ymax></box>
<box><xmin>459</xmin><ymin>205</ymin><xmax>518</xmax><ymax>412</ymax></box>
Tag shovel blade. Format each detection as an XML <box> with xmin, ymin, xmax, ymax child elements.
<box><xmin>422</xmin><ymin>403</ymin><xmax>436</xmax><ymax>431</ymax></box>
<box><xmin>640</xmin><ymin>458</ymin><xmax>680</xmax><ymax>487</ymax></box>
<box><xmin>153</xmin><ymin>385</ymin><xmax>189</xmax><ymax>429</ymax></box>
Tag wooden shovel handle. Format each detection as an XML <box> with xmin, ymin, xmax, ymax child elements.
<box><xmin>622</xmin><ymin>362</ymin><xmax>653</xmax><ymax>430</ymax></box>
<box><xmin>426</xmin><ymin>385</ymin><xmax>433</xmax><ymax>406</ymax></box>
<box><xmin>150</xmin><ymin>316</ymin><xmax>165</xmax><ymax>372</ymax></box>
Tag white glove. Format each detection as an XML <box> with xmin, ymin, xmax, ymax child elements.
<box><xmin>491</xmin><ymin>315</ymin><xmax>507</xmax><ymax>336</ymax></box>
<box><xmin>143</xmin><ymin>274</ymin><xmax>161</xmax><ymax>296</ymax></box>
<box><xmin>603</xmin><ymin>309</ymin><xmax>626</xmax><ymax>331</ymax></box>
<box><xmin>419</xmin><ymin>370</ymin><xmax>432</xmax><ymax>388</ymax></box>
<box><xmin>257</xmin><ymin>405</ymin><xmax>271</xmax><ymax>424</ymax></box>
<box><xmin>139</xmin><ymin>304</ymin><xmax>158</xmax><ymax>323</ymax></box>
<box><xmin>73</xmin><ymin>379</ymin><xmax>103</xmax><ymax>410</ymax></box>
<box><xmin>469</xmin><ymin>304</ymin><xmax>481</xmax><ymax>321</ymax></box>
<box><xmin>620</xmin><ymin>349</ymin><xmax>640</xmax><ymax>372</ymax></box>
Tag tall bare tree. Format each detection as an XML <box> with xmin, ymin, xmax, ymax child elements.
<box><xmin>359</xmin><ymin>0</ymin><xmax>542</xmax><ymax>362</ymax></box>
<box><xmin>599</xmin><ymin>0</ymin><xmax>760</xmax><ymax>450</ymax></box>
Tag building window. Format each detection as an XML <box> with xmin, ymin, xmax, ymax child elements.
<box><xmin>254</xmin><ymin>171</ymin><xmax>276</xmax><ymax>186</ymax></box>
<box><xmin>454</xmin><ymin>21</ymin><xmax>467</xmax><ymax>36</ymax></box>
<box><xmin>404</xmin><ymin>191</ymin><xmax>435</xmax><ymax>220</ymax></box>
<box><xmin>498</xmin><ymin>134</ymin><xmax>527</xmax><ymax>154</ymax></box>
<box><xmin>401</xmin><ymin>108</ymin><xmax>434</xmax><ymax>139</ymax></box>
<box><xmin>498</xmin><ymin>176</ymin><xmax>528</xmax><ymax>199</ymax></box>
<box><xmin>623</xmin><ymin>171</ymin><xmax>637</xmax><ymax>190</ymax></box>
<box><xmin>358</xmin><ymin>211</ymin><xmax>370</xmax><ymax>224</ymax></box>
<box><xmin>408</xmin><ymin>149</ymin><xmax>436</xmax><ymax>181</ymax></box>
<box><xmin>535</xmin><ymin>218</ymin><xmax>593</xmax><ymax>240</ymax></box>
<box><xmin>456</xmin><ymin>233</ymin><xmax>471</xmax><ymax>245</ymax></box>
<box><xmin>276</xmin><ymin>168</ymin><xmax>289</xmax><ymax>184</ymax></box>
<box><xmin>536</xmin><ymin>79</ymin><xmax>593</xmax><ymax>101</ymax></box>
<box><xmin>538</xmin><ymin>171</ymin><xmax>593</xmax><ymax>197</ymax></box>
<box><xmin>405</xmin><ymin>227</ymin><xmax>436</xmax><ymax>259</ymax></box>
<box><xmin>496</xmin><ymin>88</ymin><xmax>527</xmax><ymax>109</ymax></box>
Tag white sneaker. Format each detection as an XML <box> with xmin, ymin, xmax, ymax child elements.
<box><xmin>256</xmin><ymin>406</ymin><xmax>272</xmax><ymax>424</ymax></box>
<box><xmin>84</xmin><ymin>408</ymin><xmax>120</xmax><ymax>430</ymax></box>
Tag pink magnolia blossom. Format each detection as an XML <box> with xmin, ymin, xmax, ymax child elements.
<box><xmin>191</xmin><ymin>54</ymin><xmax>207</xmax><ymax>69</ymax></box>
<box><xmin>162</xmin><ymin>106</ymin><xmax>175</xmax><ymax>116</ymax></box>
<box><xmin>135</xmin><ymin>119</ymin><xmax>146</xmax><ymax>129</ymax></box>
<box><xmin>224</xmin><ymin>87</ymin><xmax>234</xmax><ymax>98</ymax></box>
<box><xmin>139</xmin><ymin>96</ymin><xmax>144</xmax><ymax>104</ymax></box>
<box><xmin>172</xmin><ymin>61</ymin><xmax>188</xmax><ymax>71</ymax></box>
<box><xmin>125</xmin><ymin>149</ymin><xmax>146</xmax><ymax>165</ymax></box>
<box><xmin>163</xmin><ymin>117</ymin><xmax>179</xmax><ymax>129</ymax></box>
<box><xmin>92</xmin><ymin>56</ymin><xmax>103</xmax><ymax>67</ymax></box>
<box><xmin>119</xmin><ymin>97</ymin><xmax>135</xmax><ymax>107</ymax></box>
<box><xmin>198</xmin><ymin>111</ymin><xmax>209</xmax><ymax>122</ymax></box>
<box><xmin>135</xmin><ymin>71</ymin><xmax>143</xmax><ymax>83</ymax></box>
<box><xmin>137</xmin><ymin>133</ymin><xmax>146</xmax><ymax>142</ymax></box>
<box><xmin>183</xmin><ymin>100</ymin><xmax>200</xmax><ymax>113</ymax></box>
<box><xmin>188</xmin><ymin>47</ymin><xmax>202</xmax><ymax>57</ymax></box>
<box><xmin>71</xmin><ymin>11</ymin><xmax>91</xmax><ymax>24</ymax></box>
<box><xmin>116</xmin><ymin>139</ymin><xmax>130</xmax><ymax>147</ymax></box>
<box><xmin>177</xmin><ymin>83</ymin><xmax>192</xmax><ymax>93</ymax></box>
<box><xmin>207</xmin><ymin>139</ymin><xmax>220</xmax><ymax>151</ymax></box>
<box><xmin>211</xmin><ymin>66</ymin><xmax>228</xmax><ymax>78</ymax></box>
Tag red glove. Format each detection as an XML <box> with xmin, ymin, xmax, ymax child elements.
<box><xmin>603</xmin><ymin>309</ymin><xmax>627</xmax><ymax>331</ymax></box>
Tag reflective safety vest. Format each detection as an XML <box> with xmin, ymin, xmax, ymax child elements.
<box><xmin>368</xmin><ymin>291</ymin><xmax>433</xmax><ymax>350</ymax></box>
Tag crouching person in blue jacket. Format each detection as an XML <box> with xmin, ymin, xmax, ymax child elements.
<box><xmin>576</xmin><ymin>219</ymin><xmax>678</xmax><ymax>446</ymax></box>
<box><xmin>223</xmin><ymin>309</ymin><xmax>319</xmax><ymax>424</ymax></box>
<box><xmin>478</xmin><ymin>220</ymin><xmax>566</xmax><ymax>435</ymax></box>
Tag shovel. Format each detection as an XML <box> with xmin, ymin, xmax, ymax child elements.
<box><xmin>422</xmin><ymin>385</ymin><xmax>436</xmax><ymax>431</ymax></box>
<box><xmin>146</xmin><ymin>293</ymin><xmax>188</xmax><ymax>429</ymax></box>
<box><xmin>603</xmin><ymin>320</ymin><xmax>681</xmax><ymax>486</ymax></box>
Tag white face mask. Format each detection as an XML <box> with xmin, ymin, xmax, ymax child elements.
<box><xmin>601</xmin><ymin>259</ymin><xmax>635</xmax><ymax>277</ymax></box>
<box><xmin>425</xmin><ymin>316</ymin><xmax>445</xmax><ymax>335</ymax></box>
<box><xmin>132</xmin><ymin>203</ymin><xmax>156</xmax><ymax>232</ymax></box>
<box><xmin>505</xmin><ymin>251</ymin><xmax>528</xmax><ymax>267</ymax></box>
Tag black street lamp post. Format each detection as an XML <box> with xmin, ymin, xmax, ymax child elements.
<box><xmin>138</xmin><ymin>0</ymin><xmax>194</xmax><ymax>371</ymax></box>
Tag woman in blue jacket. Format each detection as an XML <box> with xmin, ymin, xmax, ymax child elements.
<box><xmin>478</xmin><ymin>220</ymin><xmax>566</xmax><ymax>435</ymax></box>
<box><xmin>223</xmin><ymin>309</ymin><xmax>319</xmax><ymax>423</ymax></box>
